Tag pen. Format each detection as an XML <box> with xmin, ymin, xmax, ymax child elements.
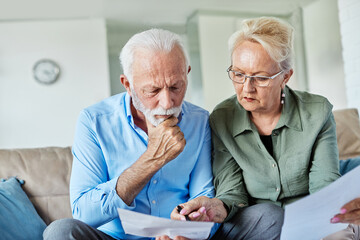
<box><xmin>177</xmin><ymin>205</ymin><xmax>190</xmax><ymax>221</ymax></box>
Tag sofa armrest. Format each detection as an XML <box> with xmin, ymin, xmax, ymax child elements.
<box><xmin>333</xmin><ymin>108</ymin><xmax>360</xmax><ymax>160</ymax></box>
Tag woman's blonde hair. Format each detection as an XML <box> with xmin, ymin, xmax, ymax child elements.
<box><xmin>229</xmin><ymin>17</ymin><xmax>294</xmax><ymax>71</ymax></box>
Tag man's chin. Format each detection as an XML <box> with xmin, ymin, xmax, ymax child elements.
<box><xmin>154</xmin><ymin>115</ymin><xmax>173</xmax><ymax>120</ymax></box>
<box><xmin>146</xmin><ymin>116</ymin><xmax>165</xmax><ymax>127</ymax></box>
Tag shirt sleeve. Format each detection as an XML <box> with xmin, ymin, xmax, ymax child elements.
<box><xmin>70</xmin><ymin>110</ymin><xmax>135</xmax><ymax>228</ymax></box>
<box><xmin>210</xmin><ymin>117</ymin><xmax>249</xmax><ymax>221</ymax></box>
<box><xmin>309</xmin><ymin>109</ymin><xmax>341</xmax><ymax>193</ymax></box>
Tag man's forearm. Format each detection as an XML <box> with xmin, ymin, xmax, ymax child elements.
<box><xmin>115</xmin><ymin>151</ymin><xmax>163</xmax><ymax>205</ymax></box>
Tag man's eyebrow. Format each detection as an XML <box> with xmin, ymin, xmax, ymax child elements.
<box><xmin>172</xmin><ymin>81</ymin><xmax>185</xmax><ymax>86</ymax></box>
<box><xmin>141</xmin><ymin>84</ymin><xmax>158</xmax><ymax>89</ymax></box>
<box><xmin>142</xmin><ymin>81</ymin><xmax>184</xmax><ymax>89</ymax></box>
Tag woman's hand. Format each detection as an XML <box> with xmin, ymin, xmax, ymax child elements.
<box><xmin>331</xmin><ymin>198</ymin><xmax>360</xmax><ymax>225</ymax></box>
<box><xmin>156</xmin><ymin>236</ymin><xmax>189</xmax><ymax>240</ymax></box>
<box><xmin>171</xmin><ymin>196</ymin><xmax>228</xmax><ymax>223</ymax></box>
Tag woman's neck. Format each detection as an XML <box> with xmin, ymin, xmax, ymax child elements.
<box><xmin>250</xmin><ymin>105</ymin><xmax>282</xmax><ymax>135</ymax></box>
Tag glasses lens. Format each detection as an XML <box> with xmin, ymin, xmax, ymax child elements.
<box><xmin>253</xmin><ymin>77</ymin><xmax>270</xmax><ymax>87</ymax></box>
<box><xmin>229</xmin><ymin>71</ymin><xmax>245</xmax><ymax>83</ymax></box>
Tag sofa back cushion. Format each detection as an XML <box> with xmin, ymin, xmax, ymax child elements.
<box><xmin>0</xmin><ymin>147</ymin><xmax>73</xmax><ymax>225</ymax></box>
<box><xmin>333</xmin><ymin>108</ymin><xmax>360</xmax><ymax>160</ymax></box>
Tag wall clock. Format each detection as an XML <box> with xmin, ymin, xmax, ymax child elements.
<box><xmin>33</xmin><ymin>59</ymin><xmax>60</xmax><ymax>85</ymax></box>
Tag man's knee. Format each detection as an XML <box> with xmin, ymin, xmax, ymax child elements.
<box><xmin>43</xmin><ymin>218</ymin><xmax>84</xmax><ymax>240</ymax></box>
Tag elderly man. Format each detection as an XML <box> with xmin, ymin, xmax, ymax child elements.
<box><xmin>43</xmin><ymin>28</ymin><xmax>221</xmax><ymax>240</ymax></box>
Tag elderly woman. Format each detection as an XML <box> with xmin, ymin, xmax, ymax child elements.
<box><xmin>167</xmin><ymin>17</ymin><xmax>357</xmax><ymax>240</ymax></box>
<box><xmin>208</xmin><ymin>17</ymin><xmax>357</xmax><ymax>239</ymax></box>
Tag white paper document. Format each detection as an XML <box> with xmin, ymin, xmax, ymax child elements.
<box><xmin>117</xmin><ymin>208</ymin><xmax>214</xmax><ymax>239</ymax></box>
<box><xmin>281</xmin><ymin>165</ymin><xmax>360</xmax><ymax>240</ymax></box>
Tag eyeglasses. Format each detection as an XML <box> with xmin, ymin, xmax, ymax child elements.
<box><xmin>227</xmin><ymin>66</ymin><xmax>283</xmax><ymax>87</ymax></box>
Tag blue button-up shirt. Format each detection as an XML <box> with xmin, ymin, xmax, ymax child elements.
<box><xmin>70</xmin><ymin>92</ymin><xmax>217</xmax><ymax>239</ymax></box>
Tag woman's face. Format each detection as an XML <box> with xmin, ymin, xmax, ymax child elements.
<box><xmin>231</xmin><ymin>41</ymin><xmax>290</xmax><ymax>115</ymax></box>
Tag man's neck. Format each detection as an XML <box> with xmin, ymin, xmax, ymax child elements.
<box><xmin>130</xmin><ymin>102</ymin><xmax>148</xmax><ymax>133</ymax></box>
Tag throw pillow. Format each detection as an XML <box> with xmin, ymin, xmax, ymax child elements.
<box><xmin>0</xmin><ymin>177</ymin><xmax>46</xmax><ymax>240</ymax></box>
<box><xmin>339</xmin><ymin>156</ymin><xmax>360</xmax><ymax>176</ymax></box>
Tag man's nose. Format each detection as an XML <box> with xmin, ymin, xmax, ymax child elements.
<box><xmin>158</xmin><ymin>89</ymin><xmax>174</xmax><ymax>110</ymax></box>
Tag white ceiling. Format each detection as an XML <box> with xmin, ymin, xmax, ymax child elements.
<box><xmin>0</xmin><ymin>0</ymin><xmax>317</xmax><ymax>26</ymax></box>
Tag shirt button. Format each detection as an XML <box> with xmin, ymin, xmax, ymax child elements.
<box><xmin>153</xmin><ymin>180</ymin><xmax>157</xmax><ymax>184</ymax></box>
<box><xmin>272</xmin><ymin>163</ymin><xmax>276</xmax><ymax>168</ymax></box>
<box><xmin>276</xmin><ymin>187</ymin><xmax>280</xmax><ymax>192</ymax></box>
<box><xmin>152</xmin><ymin>200</ymin><xmax>156</xmax><ymax>204</ymax></box>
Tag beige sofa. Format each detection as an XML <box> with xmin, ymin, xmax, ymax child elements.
<box><xmin>0</xmin><ymin>147</ymin><xmax>73</xmax><ymax>225</ymax></box>
<box><xmin>0</xmin><ymin>108</ymin><xmax>360</xmax><ymax>226</ymax></box>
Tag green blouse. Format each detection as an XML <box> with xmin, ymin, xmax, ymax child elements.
<box><xmin>210</xmin><ymin>86</ymin><xmax>341</xmax><ymax>220</ymax></box>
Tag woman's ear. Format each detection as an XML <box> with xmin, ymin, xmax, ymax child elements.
<box><xmin>282</xmin><ymin>69</ymin><xmax>293</xmax><ymax>88</ymax></box>
<box><xmin>120</xmin><ymin>74</ymin><xmax>132</xmax><ymax>96</ymax></box>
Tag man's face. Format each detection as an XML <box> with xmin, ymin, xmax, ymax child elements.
<box><xmin>129</xmin><ymin>46</ymin><xmax>188</xmax><ymax>126</ymax></box>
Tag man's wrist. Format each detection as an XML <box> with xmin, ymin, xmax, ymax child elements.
<box><xmin>140</xmin><ymin>150</ymin><xmax>165</xmax><ymax>170</ymax></box>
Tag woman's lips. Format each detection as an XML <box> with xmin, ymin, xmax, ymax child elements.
<box><xmin>244</xmin><ymin>97</ymin><xmax>255</xmax><ymax>102</ymax></box>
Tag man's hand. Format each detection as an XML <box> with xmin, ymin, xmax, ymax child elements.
<box><xmin>145</xmin><ymin>116</ymin><xmax>186</xmax><ymax>167</ymax></box>
<box><xmin>171</xmin><ymin>196</ymin><xmax>228</xmax><ymax>223</ymax></box>
<box><xmin>331</xmin><ymin>197</ymin><xmax>360</xmax><ymax>225</ymax></box>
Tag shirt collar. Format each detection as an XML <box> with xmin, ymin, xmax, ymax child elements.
<box><xmin>275</xmin><ymin>86</ymin><xmax>303</xmax><ymax>132</ymax></box>
<box><xmin>124</xmin><ymin>92</ymin><xmax>135</xmax><ymax>126</ymax></box>
<box><xmin>231</xmin><ymin>86</ymin><xmax>302</xmax><ymax>137</ymax></box>
<box><xmin>232</xmin><ymin>98</ymin><xmax>254</xmax><ymax>137</ymax></box>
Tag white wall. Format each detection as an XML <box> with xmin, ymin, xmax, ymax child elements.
<box><xmin>106</xmin><ymin>23</ymin><xmax>140</xmax><ymax>96</ymax></box>
<box><xmin>197</xmin><ymin>15</ymin><xmax>236</xmax><ymax>111</ymax></box>
<box><xmin>303</xmin><ymin>0</ymin><xmax>347</xmax><ymax>110</ymax></box>
<box><xmin>338</xmin><ymin>0</ymin><xmax>360</xmax><ymax>113</ymax></box>
<box><xmin>0</xmin><ymin>19</ymin><xmax>110</xmax><ymax>149</ymax></box>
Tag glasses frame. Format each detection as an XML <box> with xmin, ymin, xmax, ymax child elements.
<box><xmin>226</xmin><ymin>66</ymin><xmax>284</xmax><ymax>87</ymax></box>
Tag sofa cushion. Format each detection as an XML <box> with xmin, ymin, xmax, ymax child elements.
<box><xmin>0</xmin><ymin>147</ymin><xmax>73</xmax><ymax>224</ymax></box>
<box><xmin>0</xmin><ymin>177</ymin><xmax>46</xmax><ymax>240</ymax></box>
<box><xmin>333</xmin><ymin>108</ymin><xmax>360</xmax><ymax>160</ymax></box>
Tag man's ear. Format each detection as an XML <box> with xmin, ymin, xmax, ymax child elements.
<box><xmin>282</xmin><ymin>69</ymin><xmax>293</xmax><ymax>88</ymax></box>
<box><xmin>120</xmin><ymin>74</ymin><xmax>132</xmax><ymax>95</ymax></box>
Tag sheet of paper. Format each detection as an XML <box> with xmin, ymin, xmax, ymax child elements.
<box><xmin>281</xmin><ymin>165</ymin><xmax>360</xmax><ymax>240</ymax></box>
<box><xmin>117</xmin><ymin>208</ymin><xmax>214</xmax><ymax>239</ymax></box>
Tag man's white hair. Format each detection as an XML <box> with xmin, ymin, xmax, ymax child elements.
<box><xmin>119</xmin><ymin>28</ymin><xmax>189</xmax><ymax>85</ymax></box>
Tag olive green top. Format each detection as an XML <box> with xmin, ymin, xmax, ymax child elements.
<box><xmin>210</xmin><ymin>86</ymin><xmax>341</xmax><ymax>220</ymax></box>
